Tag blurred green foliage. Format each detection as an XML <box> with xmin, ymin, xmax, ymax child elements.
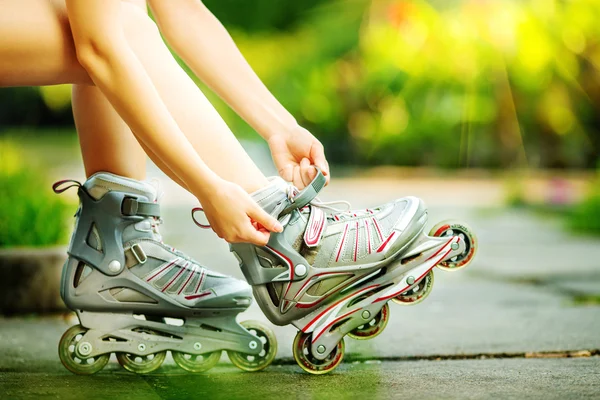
<box><xmin>0</xmin><ymin>139</ymin><xmax>71</xmax><ymax>247</ymax></box>
<box><xmin>1</xmin><ymin>0</ymin><xmax>599</xmax><ymax>168</ymax></box>
<box><xmin>569</xmin><ymin>177</ymin><xmax>600</xmax><ymax>234</ymax></box>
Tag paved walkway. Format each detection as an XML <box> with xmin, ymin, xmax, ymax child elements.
<box><xmin>1</xmin><ymin>145</ymin><xmax>599</xmax><ymax>398</ymax></box>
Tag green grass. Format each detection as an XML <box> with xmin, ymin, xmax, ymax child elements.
<box><xmin>569</xmin><ymin>184</ymin><xmax>600</xmax><ymax>235</ymax></box>
<box><xmin>572</xmin><ymin>294</ymin><xmax>600</xmax><ymax>306</ymax></box>
<box><xmin>0</xmin><ymin>127</ymin><xmax>80</xmax><ymax>167</ymax></box>
<box><xmin>0</xmin><ymin>138</ymin><xmax>73</xmax><ymax>247</ymax></box>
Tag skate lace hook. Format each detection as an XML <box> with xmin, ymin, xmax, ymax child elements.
<box><xmin>285</xmin><ymin>185</ymin><xmax>351</xmax><ymax>213</ymax></box>
<box><xmin>191</xmin><ymin>207</ymin><xmax>211</xmax><ymax>229</ymax></box>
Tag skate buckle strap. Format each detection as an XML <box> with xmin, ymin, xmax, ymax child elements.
<box><xmin>130</xmin><ymin>243</ymin><xmax>147</xmax><ymax>264</ymax></box>
<box><xmin>122</xmin><ymin>197</ymin><xmax>161</xmax><ymax>218</ymax></box>
<box><xmin>281</xmin><ymin>167</ymin><xmax>327</xmax><ymax>216</ymax></box>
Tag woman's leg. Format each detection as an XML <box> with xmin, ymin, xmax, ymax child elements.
<box><xmin>73</xmin><ymin>0</ymin><xmax>151</xmax><ymax>183</ymax></box>
<box><xmin>0</xmin><ymin>0</ymin><xmax>267</xmax><ymax>192</ymax></box>
<box><xmin>72</xmin><ymin>84</ymin><xmax>146</xmax><ymax>180</ymax></box>
<box><xmin>0</xmin><ymin>0</ymin><xmax>90</xmax><ymax>86</ymax></box>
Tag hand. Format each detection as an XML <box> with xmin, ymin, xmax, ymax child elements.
<box><xmin>197</xmin><ymin>179</ymin><xmax>283</xmax><ymax>246</ymax></box>
<box><xmin>267</xmin><ymin>125</ymin><xmax>330</xmax><ymax>189</ymax></box>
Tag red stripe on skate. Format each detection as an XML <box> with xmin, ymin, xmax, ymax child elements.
<box><xmin>376</xmin><ymin>231</ymin><xmax>397</xmax><ymax>253</ymax></box>
<box><xmin>353</xmin><ymin>222</ymin><xmax>359</xmax><ymax>262</ymax></box>
<box><xmin>374</xmin><ymin>247</ymin><xmax>452</xmax><ymax>303</ymax></box>
<box><xmin>194</xmin><ymin>269</ymin><xmax>205</xmax><ymax>294</ymax></box>
<box><xmin>265</xmin><ymin>245</ymin><xmax>296</xmax><ymax>300</ymax></box>
<box><xmin>426</xmin><ymin>238</ymin><xmax>454</xmax><ymax>262</ymax></box>
<box><xmin>162</xmin><ymin>266</ymin><xmax>186</xmax><ymax>292</ymax></box>
<box><xmin>177</xmin><ymin>263</ymin><xmax>195</xmax><ymax>295</ymax></box>
<box><xmin>185</xmin><ymin>291</ymin><xmax>211</xmax><ymax>301</ymax></box>
<box><xmin>365</xmin><ymin>219</ymin><xmax>371</xmax><ymax>254</ymax></box>
<box><xmin>312</xmin><ymin>309</ymin><xmax>359</xmax><ymax>343</ymax></box>
<box><xmin>372</xmin><ymin>218</ymin><xmax>384</xmax><ymax>241</ymax></box>
<box><xmin>302</xmin><ymin>284</ymin><xmax>379</xmax><ymax>333</ymax></box>
<box><xmin>335</xmin><ymin>224</ymin><xmax>349</xmax><ymax>262</ymax></box>
<box><xmin>146</xmin><ymin>259</ymin><xmax>178</xmax><ymax>282</ymax></box>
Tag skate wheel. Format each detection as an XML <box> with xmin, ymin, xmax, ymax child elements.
<box><xmin>58</xmin><ymin>325</ymin><xmax>109</xmax><ymax>375</ymax></box>
<box><xmin>172</xmin><ymin>350</ymin><xmax>221</xmax><ymax>373</ymax></box>
<box><xmin>292</xmin><ymin>331</ymin><xmax>344</xmax><ymax>375</ymax></box>
<box><xmin>347</xmin><ymin>303</ymin><xmax>390</xmax><ymax>340</ymax></box>
<box><xmin>116</xmin><ymin>350</ymin><xmax>166</xmax><ymax>374</ymax></box>
<box><xmin>392</xmin><ymin>270</ymin><xmax>435</xmax><ymax>305</ymax></box>
<box><xmin>429</xmin><ymin>220</ymin><xmax>477</xmax><ymax>271</ymax></box>
<box><xmin>227</xmin><ymin>320</ymin><xmax>277</xmax><ymax>372</ymax></box>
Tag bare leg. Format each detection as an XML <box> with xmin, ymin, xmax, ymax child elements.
<box><xmin>72</xmin><ymin>85</ymin><xmax>145</xmax><ymax>180</ymax></box>
<box><xmin>0</xmin><ymin>0</ymin><xmax>267</xmax><ymax>192</ymax></box>
<box><xmin>73</xmin><ymin>83</ymin><xmax>190</xmax><ymax>188</ymax></box>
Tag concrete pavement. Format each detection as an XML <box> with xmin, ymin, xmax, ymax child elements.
<box><xmin>1</xmin><ymin>144</ymin><xmax>599</xmax><ymax>398</ymax></box>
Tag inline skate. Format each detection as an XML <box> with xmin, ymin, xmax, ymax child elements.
<box><xmin>226</xmin><ymin>169</ymin><xmax>476</xmax><ymax>374</ymax></box>
<box><xmin>55</xmin><ymin>172</ymin><xmax>277</xmax><ymax>375</ymax></box>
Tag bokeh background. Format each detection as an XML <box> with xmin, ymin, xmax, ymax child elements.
<box><xmin>1</xmin><ymin>1</ymin><xmax>600</xmax><ymax>391</ymax></box>
<box><xmin>1</xmin><ymin>0</ymin><xmax>600</xmax><ymax>246</ymax></box>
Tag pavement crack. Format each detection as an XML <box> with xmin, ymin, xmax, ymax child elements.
<box><xmin>274</xmin><ymin>349</ymin><xmax>599</xmax><ymax>365</ymax></box>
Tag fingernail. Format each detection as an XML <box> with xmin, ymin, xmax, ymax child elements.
<box><xmin>274</xmin><ymin>222</ymin><xmax>283</xmax><ymax>232</ymax></box>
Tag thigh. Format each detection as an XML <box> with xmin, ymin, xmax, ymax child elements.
<box><xmin>0</xmin><ymin>0</ymin><xmax>91</xmax><ymax>86</ymax></box>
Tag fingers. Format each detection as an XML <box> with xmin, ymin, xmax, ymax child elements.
<box><xmin>300</xmin><ymin>158</ymin><xmax>315</xmax><ymax>189</ymax></box>
<box><xmin>245</xmin><ymin>228</ymin><xmax>271</xmax><ymax>247</ymax></box>
<box><xmin>278</xmin><ymin>164</ymin><xmax>294</xmax><ymax>183</ymax></box>
<box><xmin>291</xmin><ymin>164</ymin><xmax>305</xmax><ymax>189</ymax></box>
<box><xmin>310</xmin><ymin>142</ymin><xmax>330</xmax><ymax>184</ymax></box>
<box><xmin>248</xmin><ymin>205</ymin><xmax>283</xmax><ymax>233</ymax></box>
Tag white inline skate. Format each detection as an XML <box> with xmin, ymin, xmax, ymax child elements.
<box><xmin>55</xmin><ymin>173</ymin><xmax>277</xmax><ymax>375</ymax></box>
<box><xmin>223</xmin><ymin>169</ymin><xmax>476</xmax><ymax>374</ymax></box>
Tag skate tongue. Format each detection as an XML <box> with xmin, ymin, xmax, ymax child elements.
<box><xmin>84</xmin><ymin>172</ymin><xmax>158</xmax><ymax>202</ymax></box>
<box><xmin>250</xmin><ymin>176</ymin><xmax>290</xmax><ymax>217</ymax></box>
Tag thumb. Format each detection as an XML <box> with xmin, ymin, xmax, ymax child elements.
<box><xmin>248</xmin><ymin>205</ymin><xmax>283</xmax><ymax>233</ymax></box>
<box><xmin>310</xmin><ymin>143</ymin><xmax>329</xmax><ymax>177</ymax></box>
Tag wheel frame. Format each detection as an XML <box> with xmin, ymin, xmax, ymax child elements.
<box><xmin>227</xmin><ymin>320</ymin><xmax>278</xmax><ymax>372</ymax></box>
<box><xmin>347</xmin><ymin>303</ymin><xmax>390</xmax><ymax>340</ymax></box>
<box><xmin>58</xmin><ymin>325</ymin><xmax>109</xmax><ymax>375</ymax></box>
<box><xmin>392</xmin><ymin>269</ymin><xmax>435</xmax><ymax>305</ymax></box>
<box><xmin>292</xmin><ymin>331</ymin><xmax>345</xmax><ymax>375</ymax></box>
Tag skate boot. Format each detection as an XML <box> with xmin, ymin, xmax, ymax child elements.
<box><xmin>54</xmin><ymin>172</ymin><xmax>277</xmax><ymax>375</ymax></box>
<box><xmin>226</xmin><ymin>169</ymin><xmax>476</xmax><ymax>374</ymax></box>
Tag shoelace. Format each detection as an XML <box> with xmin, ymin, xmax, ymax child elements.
<box><xmin>284</xmin><ymin>184</ymin><xmax>353</xmax><ymax>214</ymax></box>
<box><xmin>192</xmin><ymin>183</ymin><xmax>374</xmax><ymax>232</ymax></box>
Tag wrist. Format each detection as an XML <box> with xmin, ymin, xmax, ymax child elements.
<box><xmin>189</xmin><ymin>169</ymin><xmax>223</xmax><ymax>203</ymax></box>
<box><xmin>259</xmin><ymin>110</ymin><xmax>299</xmax><ymax>141</ymax></box>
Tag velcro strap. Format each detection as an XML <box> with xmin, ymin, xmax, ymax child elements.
<box><xmin>125</xmin><ymin>241</ymin><xmax>175</xmax><ymax>268</ymax></box>
<box><xmin>122</xmin><ymin>197</ymin><xmax>161</xmax><ymax>217</ymax></box>
<box><xmin>303</xmin><ymin>206</ymin><xmax>327</xmax><ymax>247</ymax></box>
<box><xmin>281</xmin><ymin>167</ymin><xmax>326</xmax><ymax>216</ymax></box>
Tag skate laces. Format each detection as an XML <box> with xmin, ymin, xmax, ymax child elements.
<box><xmin>285</xmin><ymin>185</ymin><xmax>377</xmax><ymax>221</ymax></box>
<box><xmin>191</xmin><ymin>181</ymin><xmax>374</xmax><ymax>231</ymax></box>
<box><xmin>284</xmin><ymin>185</ymin><xmax>351</xmax><ymax>214</ymax></box>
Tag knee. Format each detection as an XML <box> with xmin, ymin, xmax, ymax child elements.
<box><xmin>74</xmin><ymin>4</ymin><xmax>160</xmax><ymax>73</ymax></box>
